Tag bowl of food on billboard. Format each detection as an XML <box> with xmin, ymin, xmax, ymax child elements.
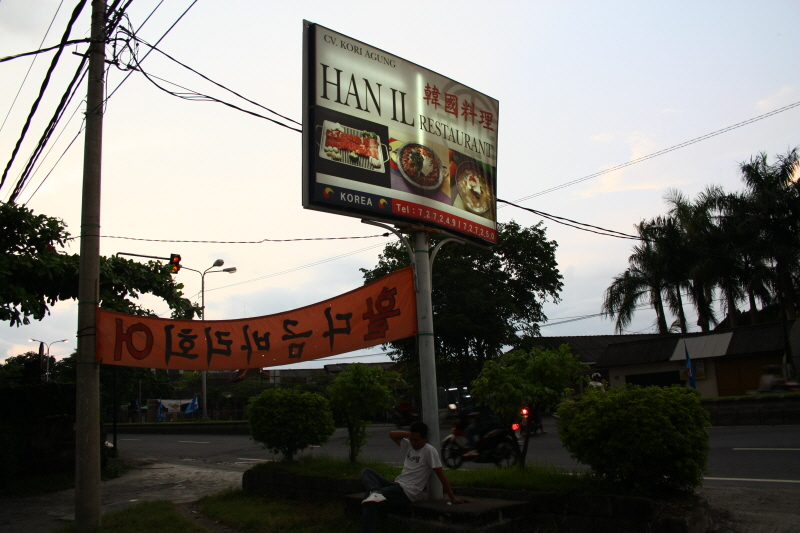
<box><xmin>392</xmin><ymin>142</ymin><xmax>447</xmax><ymax>191</ymax></box>
<box><xmin>454</xmin><ymin>160</ymin><xmax>493</xmax><ymax>215</ymax></box>
<box><xmin>317</xmin><ymin>120</ymin><xmax>390</xmax><ymax>172</ymax></box>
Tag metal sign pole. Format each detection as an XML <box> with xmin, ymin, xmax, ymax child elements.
<box><xmin>412</xmin><ymin>230</ymin><xmax>443</xmax><ymax>500</ymax></box>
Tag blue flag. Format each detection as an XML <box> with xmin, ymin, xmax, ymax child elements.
<box><xmin>157</xmin><ymin>400</ymin><xmax>164</xmax><ymax>422</ymax></box>
<box><xmin>185</xmin><ymin>395</ymin><xmax>199</xmax><ymax>415</ymax></box>
<box><xmin>684</xmin><ymin>341</ymin><xmax>696</xmax><ymax>389</ymax></box>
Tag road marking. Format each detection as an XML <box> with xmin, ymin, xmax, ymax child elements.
<box><xmin>733</xmin><ymin>448</ymin><xmax>800</xmax><ymax>451</ymax></box>
<box><xmin>237</xmin><ymin>458</ymin><xmax>268</xmax><ymax>461</ymax></box>
<box><xmin>178</xmin><ymin>440</ymin><xmax>209</xmax><ymax>444</ymax></box>
<box><xmin>705</xmin><ymin>477</ymin><xmax>800</xmax><ymax>484</ymax></box>
<box><xmin>121</xmin><ymin>438</ymin><xmax>141</xmax><ymax>441</ymax></box>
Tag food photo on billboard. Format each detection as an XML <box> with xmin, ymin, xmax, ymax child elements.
<box><xmin>302</xmin><ymin>21</ymin><xmax>499</xmax><ymax>245</ymax></box>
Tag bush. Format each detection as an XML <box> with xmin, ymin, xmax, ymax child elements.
<box><xmin>248</xmin><ymin>387</ymin><xmax>335</xmax><ymax>461</ymax></box>
<box><xmin>556</xmin><ymin>385</ymin><xmax>710</xmax><ymax>494</ymax></box>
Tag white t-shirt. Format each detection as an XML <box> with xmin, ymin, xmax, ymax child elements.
<box><xmin>394</xmin><ymin>438</ymin><xmax>442</xmax><ymax>501</ymax></box>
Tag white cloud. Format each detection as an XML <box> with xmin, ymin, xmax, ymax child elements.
<box><xmin>590</xmin><ymin>133</ymin><xmax>615</xmax><ymax>142</ymax></box>
<box><xmin>756</xmin><ymin>86</ymin><xmax>796</xmax><ymax>110</ymax></box>
<box><xmin>576</xmin><ymin>133</ymin><xmax>685</xmax><ymax>198</ymax></box>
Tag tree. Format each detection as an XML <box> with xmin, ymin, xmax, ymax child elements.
<box><xmin>0</xmin><ymin>202</ymin><xmax>200</xmax><ymax>327</ymax></box>
<box><xmin>328</xmin><ymin>364</ymin><xmax>399</xmax><ymax>463</ymax></box>
<box><xmin>361</xmin><ymin>220</ymin><xmax>563</xmax><ymax>392</ymax></box>
<box><xmin>739</xmin><ymin>148</ymin><xmax>800</xmax><ymax>320</ymax></box>
<box><xmin>0</xmin><ymin>352</ymin><xmax>51</xmax><ymax>388</ymax></box>
<box><xmin>602</xmin><ymin>220</ymin><xmax>670</xmax><ymax>334</ymax></box>
<box><xmin>469</xmin><ymin>345</ymin><xmax>586</xmax><ymax>466</ymax></box>
<box><xmin>248</xmin><ymin>387</ymin><xmax>335</xmax><ymax>461</ymax></box>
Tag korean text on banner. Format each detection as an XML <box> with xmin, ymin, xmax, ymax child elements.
<box><xmin>96</xmin><ymin>267</ymin><xmax>416</xmax><ymax>370</ymax></box>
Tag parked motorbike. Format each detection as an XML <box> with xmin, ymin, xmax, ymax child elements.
<box><xmin>440</xmin><ymin>419</ymin><xmax>517</xmax><ymax>469</ymax></box>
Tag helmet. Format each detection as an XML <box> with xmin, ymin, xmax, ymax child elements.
<box><xmin>591</xmin><ymin>373</ymin><xmax>601</xmax><ymax>381</ymax></box>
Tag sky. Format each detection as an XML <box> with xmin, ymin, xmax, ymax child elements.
<box><xmin>1</xmin><ymin>0</ymin><xmax>798</xmax><ymax>368</ymax></box>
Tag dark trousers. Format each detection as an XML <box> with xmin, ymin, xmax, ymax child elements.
<box><xmin>361</xmin><ymin>468</ymin><xmax>411</xmax><ymax>533</ymax></box>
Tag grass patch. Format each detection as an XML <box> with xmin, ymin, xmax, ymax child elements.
<box><xmin>53</xmin><ymin>500</ymin><xmax>207</xmax><ymax>533</ymax></box>
<box><xmin>200</xmin><ymin>488</ymin><xmax>404</xmax><ymax>533</ymax></box>
<box><xmin>250</xmin><ymin>455</ymin><xmax>591</xmax><ymax>494</ymax></box>
<box><xmin>446</xmin><ymin>463</ymin><xmax>590</xmax><ymax>493</ymax></box>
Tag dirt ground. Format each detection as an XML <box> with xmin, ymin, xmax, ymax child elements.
<box><xmin>698</xmin><ymin>481</ymin><xmax>800</xmax><ymax>533</ymax></box>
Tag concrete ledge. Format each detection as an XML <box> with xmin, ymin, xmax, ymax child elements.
<box><xmin>701</xmin><ymin>394</ymin><xmax>800</xmax><ymax>426</ymax></box>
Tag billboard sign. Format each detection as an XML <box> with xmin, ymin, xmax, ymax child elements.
<box><xmin>302</xmin><ymin>22</ymin><xmax>499</xmax><ymax>245</ymax></box>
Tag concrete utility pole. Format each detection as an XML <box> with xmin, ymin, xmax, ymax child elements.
<box><xmin>412</xmin><ymin>230</ymin><xmax>443</xmax><ymax>499</ymax></box>
<box><xmin>75</xmin><ymin>1</ymin><xmax>106</xmax><ymax>530</ymax></box>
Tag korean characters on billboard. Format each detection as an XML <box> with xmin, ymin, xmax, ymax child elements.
<box><xmin>302</xmin><ymin>22</ymin><xmax>499</xmax><ymax>245</ymax></box>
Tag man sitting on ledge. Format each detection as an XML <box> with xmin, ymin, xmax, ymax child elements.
<box><xmin>361</xmin><ymin>421</ymin><xmax>468</xmax><ymax>533</ymax></box>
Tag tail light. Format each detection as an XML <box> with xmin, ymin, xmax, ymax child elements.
<box><xmin>511</xmin><ymin>423</ymin><xmax>520</xmax><ymax>431</ymax></box>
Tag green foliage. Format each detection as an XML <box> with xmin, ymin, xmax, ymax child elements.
<box><xmin>471</xmin><ymin>345</ymin><xmax>586</xmax><ymax>465</ymax></box>
<box><xmin>557</xmin><ymin>385</ymin><xmax>710</xmax><ymax>494</ymax></box>
<box><xmin>248</xmin><ymin>387</ymin><xmax>335</xmax><ymax>461</ymax></box>
<box><xmin>603</xmin><ymin>147</ymin><xmax>800</xmax><ymax>335</ymax></box>
<box><xmin>328</xmin><ymin>364</ymin><xmax>398</xmax><ymax>462</ymax></box>
<box><xmin>361</xmin><ymin>220</ymin><xmax>563</xmax><ymax>392</ymax></box>
<box><xmin>0</xmin><ymin>202</ymin><xmax>200</xmax><ymax>327</ymax></box>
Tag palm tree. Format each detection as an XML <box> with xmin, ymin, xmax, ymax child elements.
<box><xmin>664</xmin><ymin>188</ymin><xmax>718</xmax><ymax>332</ymax></box>
<box><xmin>602</xmin><ymin>221</ymin><xmax>669</xmax><ymax>334</ymax></box>
<box><xmin>739</xmin><ymin>148</ymin><xmax>800</xmax><ymax>320</ymax></box>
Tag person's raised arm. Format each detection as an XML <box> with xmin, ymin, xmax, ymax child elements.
<box><xmin>433</xmin><ymin>467</ymin><xmax>469</xmax><ymax>504</ymax></box>
<box><xmin>389</xmin><ymin>430</ymin><xmax>409</xmax><ymax>446</ymax></box>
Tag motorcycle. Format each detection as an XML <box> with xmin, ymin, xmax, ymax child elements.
<box><xmin>440</xmin><ymin>418</ymin><xmax>517</xmax><ymax>469</ymax></box>
<box><xmin>389</xmin><ymin>404</ymin><xmax>420</xmax><ymax>428</ymax></box>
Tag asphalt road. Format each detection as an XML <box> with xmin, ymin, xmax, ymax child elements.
<box><xmin>116</xmin><ymin>422</ymin><xmax>800</xmax><ymax>484</ymax></box>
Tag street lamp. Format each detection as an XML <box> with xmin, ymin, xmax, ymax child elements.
<box><xmin>181</xmin><ymin>259</ymin><xmax>237</xmax><ymax>420</ymax></box>
<box><xmin>29</xmin><ymin>338</ymin><xmax>68</xmax><ymax>382</ymax></box>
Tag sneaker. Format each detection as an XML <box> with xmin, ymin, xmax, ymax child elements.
<box><xmin>362</xmin><ymin>492</ymin><xmax>387</xmax><ymax>504</ymax></box>
<box><xmin>463</xmin><ymin>449</ymin><xmax>479</xmax><ymax>458</ymax></box>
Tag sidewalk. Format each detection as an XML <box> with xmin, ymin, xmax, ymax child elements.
<box><xmin>0</xmin><ymin>461</ymin><xmax>241</xmax><ymax>533</ymax></box>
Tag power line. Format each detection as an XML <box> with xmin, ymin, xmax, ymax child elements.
<box><xmin>499</xmin><ymin>199</ymin><xmax>640</xmax><ymax>240</ymax></box>
<box><xmin>71</xmin><ymin>232</ymin><xmax>391</xmax><ymax>244</ymax></box>
<box><xmin>0</xmin><ymin>0</ymin><xmax>87</xmax><ymax>193</ymax></box>
<box><xmin>510</xmin><ymin>100</ymin><xmax>800</xmax><ymax>203</ymax></box>
<box><xmin>103</xmin><ymin>0</ymin><xmax>199</xmax><ymax>104</ymax></box>
<box><xmin>205</xmin><ymin>242</ymin><xmax>389</xmax><ymax>294</ymax></box>
<box><xmin>0</xmin><ymin>0</ymin><xmax>65</xmax><ymax>134</ymax></box>
<box><xmin>118</xmin><ymin>46</ymin><xmax>302</xmax><ymax>132</ymax></box>
<box><xmin>120</xmin><ymin>31</ymin><xmax>301</xmax><ymax>127</ymax></box>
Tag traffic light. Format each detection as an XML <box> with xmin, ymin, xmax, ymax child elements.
<box><xmin>168</xmin><ymin>254</ymin><xmax>181</xmax><ymax>273</ymax></box>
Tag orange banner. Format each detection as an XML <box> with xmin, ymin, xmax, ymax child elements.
<box><xmin>96</xmin><ymin>267</ymin><xmax>416</xmax><ymax>370</ymax></box>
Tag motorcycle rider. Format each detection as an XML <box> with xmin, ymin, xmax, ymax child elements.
<box><xmin>457</xmin><ymin>402</ymin><xmax>502</xmax><ymax>458</ymax></box>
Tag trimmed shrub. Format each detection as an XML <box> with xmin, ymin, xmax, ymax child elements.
<box><xmin>248</xmin><ymin>387</ymin><xmax>335</xmax><ymax>461</ymax></box>
<box><xmin>556</xmin><ymin>385</ymin><xmax>710</xmax><ymax>494</ymax></box>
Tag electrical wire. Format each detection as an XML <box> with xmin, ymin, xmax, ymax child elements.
<box><xmin>510</xmin><ymin>100</ymin><xmax>800</xmax><ymax>204</ymax></box>
<box><xmin>0</xmin><ymin>0</ymin><xmax>87</xmax><ymax>193</ymax></box>
<box><xmin>103</xmin><ymin>0</ymin><xmax>199</xmax><ymax>104</ymax></box>
<box><xmin>94</xmin><ymin>233</ymin><xmax>391</xmax><ymax>244</ymax></box>
<box><xmin>0</xmin><ymin>0</ymin><xmax>65</xmax><ymax>134</ymax></box>
<box><xmin>121</xmin><ymin>31</ymin><xmax>300</xmax><ymax>127</ymax></box>
<box><xmin>498</xmin><ymin>198</ymin><xmax>641</xmax><ymax>240</ymax></box>
<box><xmin>119</xmin><ymin>47</ymin><xmax>302</xmax><ymax>132</ymax></box>
<box><xmin>204</xmin><ymin>242</ymin><xmax>390</xmax><ymax>294</ymax></box>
